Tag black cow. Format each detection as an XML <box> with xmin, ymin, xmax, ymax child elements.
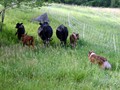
<box><xmin>56</xmin><ymin>24</ymin><xmax>68</xmax><ymax>45</ymax></box>
<box><xmin>15</xmin><ymin>23</ymin><xmax>25</xmax><ymax>40</ymax></box>
<box><xmin>38</xmin><ymin>22</ymin><xmax>53</xmax><ymax>45</ymax></box>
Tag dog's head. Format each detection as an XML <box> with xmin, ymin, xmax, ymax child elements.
<box><xmin>88</xmin><ymin>51</ymin><xmax>95</xmax><ymax>57</ymax></box>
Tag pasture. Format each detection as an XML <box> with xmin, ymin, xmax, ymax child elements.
<box><xmin>0</xmin><ymin>3</ymin><xmax>120</xmax><ymax>90</ymax></box>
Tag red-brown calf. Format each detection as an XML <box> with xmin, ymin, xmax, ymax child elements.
<box><xmin>70</xmin><ymin>32</ymin><xmax>79</xmax><ymax>48</ymax></box>
<box><xmin>21</xmin><ymin>34</ymin><xmax>34</xmax><ymax>48</ymax></box>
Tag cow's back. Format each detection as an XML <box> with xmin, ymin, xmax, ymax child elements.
<box><xmin>56</xmin><ymin>25</ymin><xmax>68</xmax><ymax>42</ymax></box>
<box><xmin>38</xmin><ymin>23</ymin><xmax>53</xmax><ymax>41</ymax></box>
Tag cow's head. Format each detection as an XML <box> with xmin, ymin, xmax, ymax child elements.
<box><xmin>72</xmin><ymin>32</ymin><xmax>79</xmax><ymax>40</ymax></box>
<box><xmin>15</xmin><ymin>23</ymin><xmax>23</xmax><ymax>29</ymax></box>
<box><xmin>76</xmin><ymin>33</ymin><xmax>79</xmax><ymax>40</ymax></box>
<box><xmin>39</xmin><ymin>22</ymin><xmax>42</xmax><ymax>26</ymax></box>
<box><xmin>39</xmin><ymin>22</ymin><xmax>49</xmax><ymax>26</ymax></box>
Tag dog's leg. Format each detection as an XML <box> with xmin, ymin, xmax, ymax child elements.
<box><xmin>90</xmin><ymin>63</ymin><xmax>92</xmax><ymax>67</ymax></box>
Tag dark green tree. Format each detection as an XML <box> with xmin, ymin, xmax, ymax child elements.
<box><xmin>0</xmin><ymin>0</ymin><xmax>44</xmax><ymax>31</ymax></box>
<box><xmin>111</xmin><ymin>0</ymin><xmax>115</xmax><ymax>7</ymax></box>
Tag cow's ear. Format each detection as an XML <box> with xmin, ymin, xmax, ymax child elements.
<box><xmin>15</xmin><ymin>23</ymin><xmax>19</xmax><ymax>28</ymax></box>
<box><xmin>39</xmin><ymin>23</ymin><xmax>42</xmax><ymax>25</ymax></box>
<box><xmin>76</xmin><ymin>33</ymin><xmax>78</xmax><ymax>36</ymax></box>
<box><xmin>20</xmin><ymin>23</ymin><xmax>23</xmax><ymax>25</ymax></box>
<box><xmin>44</xmin><ymin>22</ymin><xmax>48</xmax><ymax>24</ymax></box>
<box><xmin>16</xmin><ymin>23</ymin><xmax>20</xmax><ymax>26</ymax></box>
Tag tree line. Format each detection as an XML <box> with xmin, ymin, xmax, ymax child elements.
<box><xmin>0</xmin><ymin>0</ymin><xmax>119</xmax><ymax>31</ymax></box>
<box><xmin>47</xmin><ymin>0</ymin><xmax>120</xmax><ymax>7</ymax></box>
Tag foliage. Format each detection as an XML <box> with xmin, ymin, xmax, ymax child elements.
<box><xmin>50</xmin><ymin>0</ymin><xmax>120</xmax><ymax>7</ymax></box>
<box><xmin>0</xmin><ymin>0</ymin><xmax>45</xmax><ymax>31</ymax></box>
<box><xmin>0</xmin><ymin>0</ymin><xmax>45</xmax><ymax>8</ymax></box>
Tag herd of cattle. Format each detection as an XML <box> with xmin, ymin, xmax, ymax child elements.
<box><xmin>15</xmin><ymin>22</ymin><xmax>79</xmax><ymax>48</ymax></box>
<box><xmin>15</xmin><ymin>22</ymin><xmax>112</xmax><ymax>70</ymax></box>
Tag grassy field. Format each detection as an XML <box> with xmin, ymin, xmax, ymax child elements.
<box><xmin>0</xmin><ymin>3</ymin><xmax>120</xmax><ymax>90</ymax></box>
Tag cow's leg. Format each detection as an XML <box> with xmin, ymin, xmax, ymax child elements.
<box><xmin>28</xmin><ymin>41</ymin><xmax>30</xmax><ymax>47</ymax></box>
<box><xmin>31</xmin><ymin>40</ymin><xmax>34</xmax><ymax>48</ymax></box>
<box><xmin>64</xmin><ymin>40</ymin><xmax>66</xmax><ymax>45</ymax></box>
<box><xmin>46</xmin><ymin>40</ymin><xmax>50</xmax><ymax>47</ymax></box>
<box><xmin>60</xmin><ymin>41</ymin><xmax>64</xmax><ymax>46</ymax></box>
<box><xmin>43</xmin><ymin>40</ymin><xmax>47</xmax><ymax>47</ymax></box>
<box><xmin>18</xmin><ymin>34</ymin><xmax>21</xmax><ymax>41</ymax></box>
<box><xmin>23</xmin><ymin>42</ymin><xmax>25</xmax><ymax>47</ymax></box>
<box><xmin>71</xmin><ymin>43</ymin><xmax>74</xmax><ymax>48</ymax></box>
<box><xmin>74</xmin><ymin>42</ymin><xmax>77</xmax><ymax>48</ymax></box>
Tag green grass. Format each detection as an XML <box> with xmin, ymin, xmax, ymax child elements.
<box><xmin>0</xmin><ymin>3</ymin><xmax>120</xmax><ymax>90</ymax></box>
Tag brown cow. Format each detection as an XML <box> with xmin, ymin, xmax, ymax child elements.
<box><xmin>21</xmin><ymin>34</ymin><xmax>34</xmax><ymax>48</ymax></box>
<box><xmin>70</xmin><ymin>32</ymin><xmax>79</xmax><ymax>48</ymax></box>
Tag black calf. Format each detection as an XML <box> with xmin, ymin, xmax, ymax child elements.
<box><xmin>38</xmin><ymin>22</ymin><xmax>53</xmax><ymax>45</ymax></box>
<box><xmin>56</xmin><ymin>24</ymin><xmax>68</xmax><ymax>45</ymax></box>
<box><xmin>15</xmin><ymin>23</ymin><xmax>25</xmax><ymax>40</ymax></box>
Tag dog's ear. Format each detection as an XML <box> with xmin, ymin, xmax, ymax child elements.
<box><xmin>88</xmin><ymin>51</ymin><xmax>91</xmax><ymax>54</ymax></box>
<box><xmin>89</xmin><ymin>51</ymin><xmax>93</xmax><ymax>54</ymax></box>
<box><xmin>88</xmin><ymin>51</ymin><xmax>92</xmax><ymax>57</ymax></box>
<box><xmin>91</xmin><ymin>50</ymin><xmax>94</xmax><ymax>53</ymax></box>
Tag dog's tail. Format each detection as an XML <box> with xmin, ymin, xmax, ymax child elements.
<box><xmin>103</xmin><ymin>61</ymin><xmax>111</xmax><ymax>69</ymax></box>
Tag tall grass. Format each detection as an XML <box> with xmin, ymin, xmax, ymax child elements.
<box><xmin>0</xmin><ymin>3</ymin><xmax>120</xmax><ymax>90</ymax></box>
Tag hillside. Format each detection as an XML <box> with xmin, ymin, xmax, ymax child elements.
<box><xmin>0</xmin><ymin>4</ymin><xmax>120</xmax><ymax>90</ymax></box>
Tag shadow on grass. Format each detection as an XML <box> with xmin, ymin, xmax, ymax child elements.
<box><xmin>0</xmin><ymin>24</ymin><xmax>18</xmax><ymax>47</ymax></box>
